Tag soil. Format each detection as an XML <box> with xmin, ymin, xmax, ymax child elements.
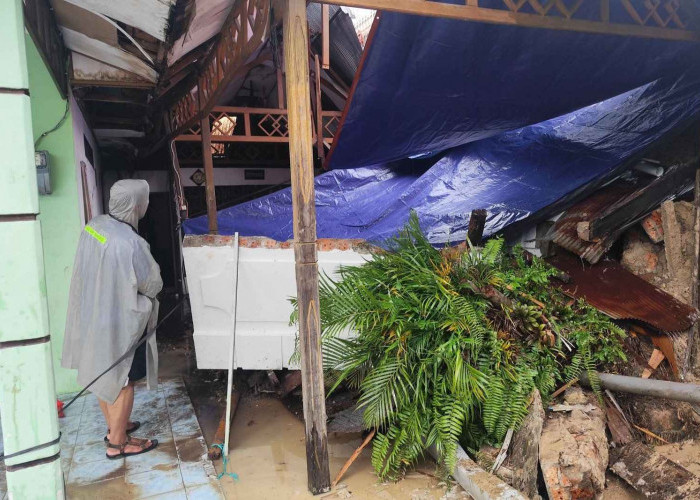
<box><xmin>158</xmin><ymin>332</ymin><xmax>471</xmax><ymax>499</ymax></box>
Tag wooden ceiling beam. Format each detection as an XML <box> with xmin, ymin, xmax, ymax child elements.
<box><xmin>314</xmin><ymin>0</ymin><xmax>700</xmax><ymax>42</ymax></box>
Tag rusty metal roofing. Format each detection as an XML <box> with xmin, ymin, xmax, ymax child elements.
<box><xmin>551</xmin><ymin>181</ymin><xmax>645</xmax><ymax>264</ymax></box>
<box><xmin>547</xmin><ymin>250</ymin><xmax>698</xmax><ymax>333</ymax></box>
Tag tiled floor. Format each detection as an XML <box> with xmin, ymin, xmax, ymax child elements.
<box><xmin>0</xmin><ymin>377</ymin><xmax>224</xmax><ymax>499</ymax></box>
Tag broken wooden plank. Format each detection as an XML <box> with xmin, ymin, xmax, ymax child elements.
<box><xmin>550</xmin><ymin>378</ymin><xmax>579</xmax><ymax>399</ymax></box>
<box><xmin>661</xmin><ymin>200</ymin><xmax>684</xmax><ymax>280</ymax></box>
<box><xmin>632</xmin><ymin>424</ymin><xmax>670</xmax><ymax>444</ymax></box>
<box><xmin>642</xmin><ymin>348</ymin><xmax>666</xmax><ymax>379</ymax></box>
<box><xmin>605</xmin><ymin>402</ymin><xmax>634</xmax><ymax>446</ymax></box>
<box><xmin>331</xmin><ymin>429</ymin><xmax>375</xmax><ymax>487</ymax></box>
<box><xmin>504</xmin><ymin>390</ymin><xmax>543</xmax><ymax>498</ymax></box>
<box><xmin>610</xmin><ymin>441</ymin><xmax>700</xmax><ymax>499</ymax></box>
<box><xmin>588</xmin><ymin>160</ymin><xmax>696</xmax><ymax>240</ymax></box>
<box><xmin>651</xmin><ymin>334</ymin><xmax>680</xmax><ymax>380</ymax></box>
<box><xmin>208</xmin><ymin>391</ymin><xmax>240</xmax><ymax>460</ymax></box>
<box><xmin>685</xmin><ymin>166</ymin><xmax>700</xmax><ymax>377</ymax></box>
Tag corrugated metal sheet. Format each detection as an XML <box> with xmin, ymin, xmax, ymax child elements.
<box><xmin>547</xmin><ymin>250</ymin><xmax>698</xmax><ymax>333</ymax></box>
<box><xmin>307</xmin><ymin>4</ymin><xmax>363</xmax><ymax>86</ymax></box>
<box><xmin>551</xmin><ymin>181</ymin><xmax>642</xmax><ymax>264</ymax></box>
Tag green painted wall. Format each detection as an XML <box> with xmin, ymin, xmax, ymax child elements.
<box><xmin>26</xmin><ymin>36</ymin><xmax>83</xmax><ymax>394</ymax></box>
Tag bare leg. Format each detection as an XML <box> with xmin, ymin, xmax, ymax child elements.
<box><xmin>106</xmin><ymin>385</ymin><xmax>152</xmax><ymax>456</ymax></box>
<box><xmin>104</xmin><ymin>382</ymin><xmax>136</xmax><ymax>442</ymax></box>
<box><xmin>99</xmin><ymin>399</ymin><xmax>111</xmax><ymax>431</ymax></box>
<box><xmin>126</xmin><ymin>381</ymin><xmax>135</xmax><ymax>422</ymax></box>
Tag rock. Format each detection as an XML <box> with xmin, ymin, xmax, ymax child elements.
<box><xmin>563</xmin><ymin>386</ymin><xmax>589</xmax><ymax>406</ymax></box>
<box><xmin>621</xmin><ymin>229</ymin><xmax>662</xmax><ymax>277</ymax></box>
<box><xmin>540</xmin><ymin>391</ymin><xmax>608</xmax><ymax>500</ymax></box>
<box><xmin>505</xmin><ymin>390</ymin><xmax>545</xmax><ymax>498</ymax></box>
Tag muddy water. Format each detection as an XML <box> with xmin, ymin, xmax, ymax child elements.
<box><xmin>216</xmin><ymin>397</ymin><xmax>470</xmax><ymax>500</ymax></box>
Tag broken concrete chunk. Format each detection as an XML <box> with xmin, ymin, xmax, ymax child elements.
<box><xmin>540</xmin><ymin>390</ymin><xmax>608</xmax><ymax>499</ymax></box>
<box><xmin>505</xmin><ymin>390</ymin><xmax>544</xmax><ymax>499</ymax></box>
<box><xmin>610</xmin><ymin>441</ymin><xmax>700</xmax><ymax>499</ymax></box>
<box><xmin>641</xmin><ymin>209</ymin><xmax>664</xmax><ymax>243</ymax></box>
<box><xmin>577</xmin><ymin>221</ymin><xmax>592</xmax><ymax>242</ymax></box>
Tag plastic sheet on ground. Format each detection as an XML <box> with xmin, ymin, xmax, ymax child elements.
<box><xmin>327</xmin><ymin>4</ymin><xmax>700</xmax><ymax>170</ymax></box>
<box><xmin>183</xmin><ymin>73</ymin><xmax>700</xmax><ymax>245</ymax></box>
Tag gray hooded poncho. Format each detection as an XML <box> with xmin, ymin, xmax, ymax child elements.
<box><xmin>62</xmin><ymin>180</ymin><xmax>162</xmax><ymax>404</ymax></box>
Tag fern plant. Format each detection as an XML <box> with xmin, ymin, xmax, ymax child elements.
<box><xmin>294</xmin><ymin>213</ymin><xmax>626</xmax><ymax>481</ymax></box>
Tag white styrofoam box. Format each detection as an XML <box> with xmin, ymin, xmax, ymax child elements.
<box><xmin>183</xmin><ymin>236</ymin><xmax>368</xmax><ymax>370</ymax></box>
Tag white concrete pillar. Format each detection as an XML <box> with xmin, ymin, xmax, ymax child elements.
<box><xmin>0</xmin><ymin>0</ymin><xmax>63</xmax><ymax>497</ymax></box>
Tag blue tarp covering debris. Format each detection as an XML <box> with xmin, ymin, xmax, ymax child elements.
<box><xmin>327</xmin><ymin>7</ymin><xmax>700</xmax><ymax>170</ymax></box>
<box><xmin>183</xmin><ymin>73</ymin><xmax>700</xmax><ymax>244</ymax></box>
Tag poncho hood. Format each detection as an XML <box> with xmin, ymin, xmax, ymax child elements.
<box><xmin>109</xmin><ymin>179</ymin><xmax>150</xmax><ymax>229</ymax></box>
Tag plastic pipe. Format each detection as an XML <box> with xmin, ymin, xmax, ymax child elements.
<box><xmin>581</xmin><ymin>371</ymin><xmax>700</xmax><ymax>404</ymax></box>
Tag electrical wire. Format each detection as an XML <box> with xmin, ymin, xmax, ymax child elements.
<box><xmin>34</xmin><ymin>99</ymin><xmax>69</xmax><ymax>149</ymax></box>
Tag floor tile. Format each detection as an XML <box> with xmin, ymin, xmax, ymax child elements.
<box><xmin>179</xmin><ymin>461</ymin><xmax>217</xmax><ymax>488</ymax></box>
<box><xmin>186</xmin><ymin>482</ymin><xmax>225</xmax><ymax>500</ymax></box>
<box><xmin>142</xmin><ymin>488</ymin><xmax>188</xmax><ymax>500</ymax></box>
<box><xmin>175</xmin><ymin>436</ymin><xmax>209</xmax><ymax>464</ymax></box>
<box><xmin>72</xmin><ymin>440</ymin><xmax>115</xmax><ymax>466</ymax></box>
<box><xmin>125</xmin><ymin>441</ymin><xmax>178</xmax><ymax>478</ymax></box>
<box><xmin>124</xmin><ymin>463</ymin><xmax>185</xmax><ymax>498</ymax></box>
<box><xmin>68</xmin><ymin>456</ymin><xmax>126</xmax><ymax>486</ymax></box>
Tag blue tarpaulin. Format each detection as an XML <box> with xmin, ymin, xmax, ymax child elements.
<box><xmin>327</xmin><ymin>7</ymin><xmax>700</xmax><ymax>170</ymax></box>
<box><xmin>183</xmin><ymin>73</ymin><xmax>700</xmax><ymax>244</ymax></box>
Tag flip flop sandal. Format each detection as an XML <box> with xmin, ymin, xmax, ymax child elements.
<box><xmin>104</xmin><ymin>421</ymin><xmax>141</xmax><ymax>443</ymax></box>
<box><xmin>106</xmin><ymin>436</ymin><xmax>158</xmax><ymax>460</ymax></box>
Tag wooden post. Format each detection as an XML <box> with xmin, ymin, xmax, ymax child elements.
<box><xmin>277</xmin><ymin>67</ymin><xmax>285</xmax><ymax>109</ymax></box>
<box><xmin>684</xmin><ymin>166</ymin><xmax>700</xmax><ymax>376</ymax></box>
<box><xmin>199</xmin><ymin>97</ymin><xmax>218</xmax><ymax>234</ymax></box>
<box><xmin>283</xmin><ymin>0</ymin><xmax>331</xmax><ymax>494</ymax></box>
<box><xmin>322</xmin><ymin>4</ymin><xmax>330</xmax><ymax>69</ymax></box>
<box><xmin>467</xmin><ymin>208</ymin><xmax>487</xmax><ymax>245</ymax></box>
<box><xmin>315</xmin><ymin>54</ymin><xmax>325</xmax><ymax>162</ymax></box>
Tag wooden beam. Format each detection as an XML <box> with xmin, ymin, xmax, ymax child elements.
<box><xmin>313</xmin><ymin>0</ymin><xmax>700</xmax><ymax>42</ymax></box>
<box><xmin>685</xmin><ymin>166</ymin><xmax>700</xmax><ymax>377</ymax></box>
<box><xmin>314</xmin><ymin>55</ymin><xmax>324</xmax><ymax>162</ymax></box>
<box><xmin>283</xmin><ymin>0</ymin><xmax>331</xmax><ymax>494</ymax></box>
<box><xmin>321</xmin><ymin>3</ymin><xmax>330</xmax><ymax>70</ymax></box>
<box><xmin>589</xmin><ymin>160</ymin><xmax>697</xmax><ymax>240</ymax></box>
<box><xmin>199</xmin><ymin>100</ymin><xmax>218</xmax><ymax>234</ymax></box>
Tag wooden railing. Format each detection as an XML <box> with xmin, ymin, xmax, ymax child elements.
<box><xmin>175</xmin><ymin>107</ymin><xmax>343</xmax><ymax>144</ymax></box>
<box><xmin>167</xmin><ymin>0</ymin><xmax>271</xmax><ymax>135</ymax></box>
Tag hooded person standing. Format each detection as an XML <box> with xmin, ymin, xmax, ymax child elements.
<box><xmin>63</xmin><ymin>179</ymin><xmax>162</xmax><ymax>459</ymax></box>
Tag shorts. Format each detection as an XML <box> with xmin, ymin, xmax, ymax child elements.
<box><xmin>128</xmin><ymin>331</ymin><xmax>148</xmax><ymax>382</ymax></box>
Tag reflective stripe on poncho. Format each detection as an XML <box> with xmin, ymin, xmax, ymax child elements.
<box><xmin>62</xmin><ymin>179</ymin><xmax>162</xmax><ymax>403</ymax></box>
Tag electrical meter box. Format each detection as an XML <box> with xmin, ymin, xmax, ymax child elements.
<box><xmin>35</xmin><ymin>150</ymin><xmax>51</xmax><ymax>195</ymax></box>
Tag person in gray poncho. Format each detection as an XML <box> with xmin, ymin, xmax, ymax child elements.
<box><xmin>63</xmin><ymin>179</ymin><xmax>162</xmax><ymax>459</ymax></box>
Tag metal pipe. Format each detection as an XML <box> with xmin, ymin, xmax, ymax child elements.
<box><xmin>581</xmin><ymin>371</ymin><xmax>700</xmax><ymax>404</ymax></box>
